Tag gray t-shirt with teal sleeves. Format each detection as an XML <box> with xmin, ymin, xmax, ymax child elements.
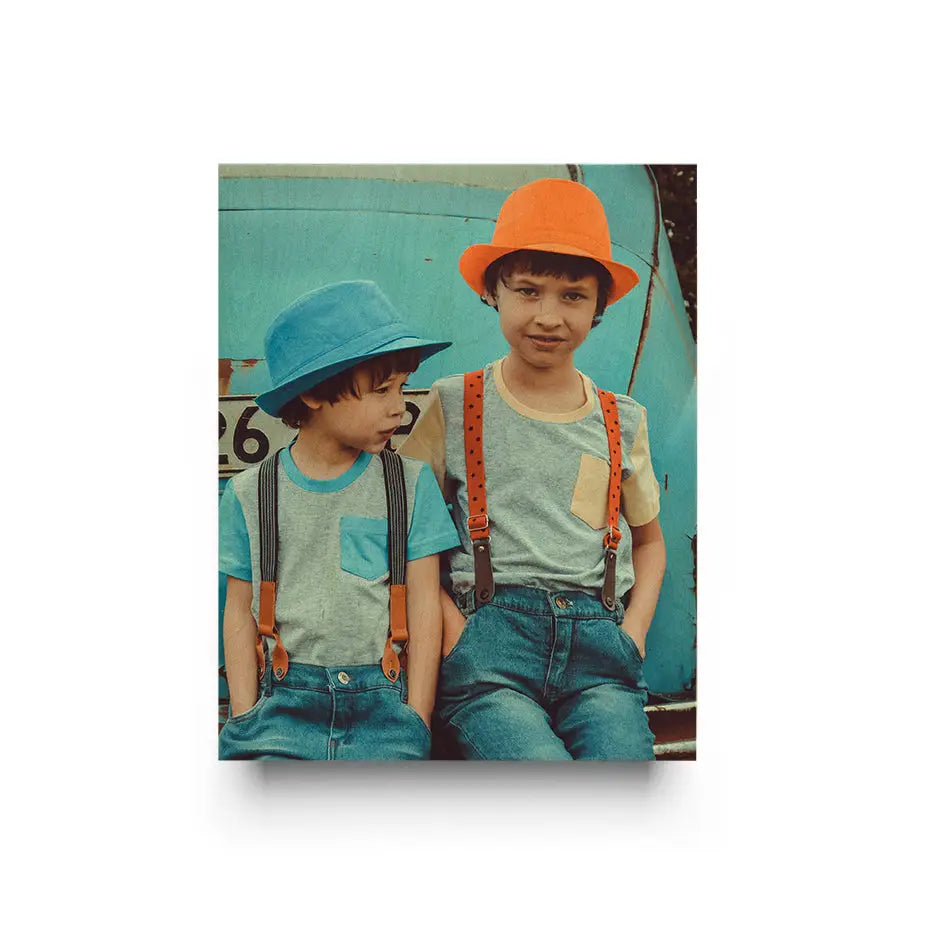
<box><xmin>218</xmin><ymin>446</ymin><xmax>460</xmax><ymax>667</ymax></box>
<box><xmin>398</xmin><ymin>359</ymin><xmax>660</xmax><ymax>601</ymax></box>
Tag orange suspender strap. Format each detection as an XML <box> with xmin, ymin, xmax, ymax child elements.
<box><xmin>256</xmin><ymin>449</ymin><xmax>289</xmax><ymax>680</ymax></box>
<box><xmin>379</xmin><ymin>445</ymin><xmax>408</xmax><ymax>682</ymax></box>
<box><xmin>596</xmin><ymin>389</ymin><xmax>623</xmax><ymax>611</ymax></box>
<box><xmin>463</xmin><ymin>370</ymin><xmax>495</xmax><ymax>605</ymax></box>
<box><xmin>462</xmin><ymin>375</ymin><xmax>621</xmax><ymax>608</ymax></box>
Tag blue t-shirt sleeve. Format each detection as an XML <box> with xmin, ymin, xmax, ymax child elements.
<box><xmin>218</xmin><ymin>481</ymin><xmax>253</xmax><ymax>580</ymax></box>
<box><xmin>407</xmin><ymin>461</ymin><xmax>461</xmax><ymax>561</ymax></box>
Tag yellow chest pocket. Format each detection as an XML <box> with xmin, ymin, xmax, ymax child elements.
<box><xmin>570</xmin><ymin>453</ymin><xmax>612</xmax><ymax>530</ymax></box>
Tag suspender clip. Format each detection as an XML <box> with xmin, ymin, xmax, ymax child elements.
<box><xmin>472</xmin><ymin>536</ymin><xmax>495</xmax><ymax>605</ymax></box>
<box><xmin>601</xmin><ymin>547</ymin><xmax>618</xmax><ymax>611</ymax></box>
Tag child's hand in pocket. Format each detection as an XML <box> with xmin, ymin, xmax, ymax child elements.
<box><xmin>620</xmin><ymin>613</ymin><xmax>647</xmax><ymax>659</ymax></box>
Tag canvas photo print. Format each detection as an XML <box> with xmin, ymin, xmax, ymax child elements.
<box><xmin>217</xmin><ymin>164</ymin><xmax>697</xmax><ymax>760</ymax></box>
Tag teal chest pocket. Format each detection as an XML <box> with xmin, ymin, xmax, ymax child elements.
<box><xmin>340</xmin><ymin>516</ymin><xmax>389</xmax><ymax>580</ymax></box>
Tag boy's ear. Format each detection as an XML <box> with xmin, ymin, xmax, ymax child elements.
<box><xmin>299</xmin><ymin>392</ymin><xmax>324</xmax><ymax>411</ymax></box>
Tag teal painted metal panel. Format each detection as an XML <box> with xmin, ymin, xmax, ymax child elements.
<box><xmin>218</xmin><ymin>165</ymin><xmax>696</xmax><ymax>696</ymax></box>
<box><xmin>579</xmin><ymin>165</ymin><xmax>697</xmax><ymax>692</ymax></box>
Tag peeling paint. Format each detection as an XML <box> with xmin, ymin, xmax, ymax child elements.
<box><xmin>220</xmin><ymin>358</ymin><xmax>262</xmax><ymax>396</ymax></box>
<box><xmin>218</xmin><ymin>358</ymin><xmax>233</xmax><ymax>396</ymax></box>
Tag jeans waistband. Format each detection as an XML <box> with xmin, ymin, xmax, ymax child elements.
<box><xmin>456</xmin><ymin>585</ymin><xmax>625</xmax><ymax>620</ymax></box>
<box><xmin>261</xmin><ymin>661</ymin><xmax>406</xmax><ymax>695</ymax></box>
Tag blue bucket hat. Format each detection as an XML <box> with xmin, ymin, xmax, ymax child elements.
<box><xmin>255</xmin><ymin>281</ymin><xmax>451</xmax><ymax>416</ymax></box>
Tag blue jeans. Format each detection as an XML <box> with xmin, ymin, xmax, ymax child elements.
<box><xmin>218</xmin><ymin>662</ymin><xmax>432</xmax><ymax>760</ymax></box>
<box><xmin>436</xmin><ymin>587</ymin><xmax>655</xmax><ymax>760</ymax></box>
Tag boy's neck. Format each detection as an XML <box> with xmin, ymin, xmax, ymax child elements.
<box><xmin>290</xmin><ymin>426</ymin><xmax>363</xmax><ymax>480</ymax></box>
<box><xmin>500</xmin><ymin>352</ymin><xmax>586</xmax><ymax>411</ymax></box>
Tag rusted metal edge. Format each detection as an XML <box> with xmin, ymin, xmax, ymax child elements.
<box><xmin>219</xmin><ymin>206</ymin><xmax>506</xmax><ymax>224</ymax></box>
<box><xmin>627</xmin><ymin>166</ymin><xmax>661</xmax><ymax>396</ymax></box>
<box><xmin>653</xmin><ymin>740</ymin><xmax>696</xmax><ymax>757</ymax></box>
<box><xmin>645</xmin><ymin>696</ymin><xmax>696</xmax><ymax>756</ymax></box>
<box><xmin>645</xmin><ymin>700</ymin><xmax>696</xmax><ymax>714</ymax></box>
<box><xmin>219</xmin><ymin>165</ymin><xmax>572</xmax><ymax>187</ymax></box>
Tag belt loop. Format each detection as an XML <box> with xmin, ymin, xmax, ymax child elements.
<box><xmin>262</xmin><ymin>655</ymin><xmax>273</xmax><ymax>697</ymax></box>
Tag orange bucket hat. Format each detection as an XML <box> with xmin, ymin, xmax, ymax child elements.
<box><xmin>459</xmin><ymin>178</ymin><xmax>640</xmax><ymax>305</ymax></box>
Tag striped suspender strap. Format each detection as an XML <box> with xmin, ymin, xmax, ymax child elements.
<box><xmin>596</xmin><ymin>389</ymin><xmax>623</xmax><ymax>611</ymax></box>
<box><xmin>379</xmin><ymin>445</ymin><xmax>408</xmax><ymax>682</ymax></box>
<box><xmin>256</xmin><ymin>448</ymin><xmax>290</xmax><ymax>679</ymax></box>
<box><xmin>463</xmin><ymin>370</ymin><xmax>494</xmax><ymax>605</ymax></box>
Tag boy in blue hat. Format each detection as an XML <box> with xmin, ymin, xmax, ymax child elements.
<box><xmin>218</xmin><ymin>281</ymin><xmax>460</xmax><ymax>760</ymax></box>
<box><xmin>399</xmin><ymin>179</ymin><xmax>665</xmax><ymax>760</ymax></box>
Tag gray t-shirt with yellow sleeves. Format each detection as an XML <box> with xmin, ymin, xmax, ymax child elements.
<box><xmin>398</xmin><ymin>359</ymin><xmax>660</xmax><ymax>601</ymax></box>
<box><xmin>219</xmin><ymin>446</ymin><xmax>460</xmax><ymax>667</ymax></box>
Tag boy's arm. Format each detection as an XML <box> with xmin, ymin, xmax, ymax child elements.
<box><xmin>621</xmin><ymin>518</ymin><xmax>666</xmax><ymax>659</ymax></box>
<box><xmin>440</xmin><ymin>587</ymin><xmax>466</xmax><ymax>657</ymax></box>
<box><xmin>619</xmin><ymin>404</ymin><xmax>664</xmax><ymax>658</ymax></box>
<box><xmin>403</xmin><ymin>553</ymin><xmax>443</xmax><ymax>728</ymax></box>
<box><xmin>223</xmin><ymin>576</ymin><xmax>259</xmax><ymax>716</ymax></box>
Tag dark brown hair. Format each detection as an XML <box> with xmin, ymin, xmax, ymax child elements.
<box><xmin>279</xmin><ymin>347</ymin><xmax>422</xmax><ymax>429</ymax></box>
<box><xmin>483</xmin><ymin>249</ymin><xmax>614</xmax><ymax>328</ymax></box>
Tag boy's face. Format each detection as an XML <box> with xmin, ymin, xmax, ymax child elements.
<box><xmin>485</xmin><ymin>268</ymin><xmax>599</xmax><ymax>372</ymax></box>
<box><xmin>301</xmin><ymin>365</ymin><xmax>410</xmax><ymax>454</ymax></box>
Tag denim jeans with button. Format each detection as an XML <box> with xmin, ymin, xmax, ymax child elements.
<box><xmin>436</xmin><ymin>587</ymin><xmax>655</xmax><ymax>760</ymax></box>
<box><xmin>219</xmin><ymin>661</ymin><xmax>432</xmax><ymax>760</ymax></box>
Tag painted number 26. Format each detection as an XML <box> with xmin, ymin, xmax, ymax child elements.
<box><xmin>218</xmin><ymin>405</ymin><xmax>270</xmax><ymax>466</ymax></box>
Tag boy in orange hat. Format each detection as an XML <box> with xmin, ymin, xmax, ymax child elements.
<box><xmin>399</xmin><ymin>179</ymin><xmax>665</xmax><ymax>760</ymax></box>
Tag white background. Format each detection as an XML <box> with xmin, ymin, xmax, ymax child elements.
<box><xmin>4</xmin><ymin>2</ymin><xmax>935</xmax><ymax>934</ymax></box>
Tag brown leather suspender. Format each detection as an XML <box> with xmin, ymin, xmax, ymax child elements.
<box><xmin>254</xmin><ymin>446</ymin><xmax>409</xmax><ymax>684</ymax></box>
<box><xmin>463</xmin><ymin>372</ymin><xmax>624</xmax><ymax>611</ymax></box>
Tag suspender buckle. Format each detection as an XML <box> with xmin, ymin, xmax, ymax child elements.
<box><xmin>467</xmin><ymin>512</ymin><xmax>490</xmax><ymax>539</ymax></box>
<box><xmin>603</xmin><ymin>524</ymin><xmax>622</xmax><ymax>551</ymax></box>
